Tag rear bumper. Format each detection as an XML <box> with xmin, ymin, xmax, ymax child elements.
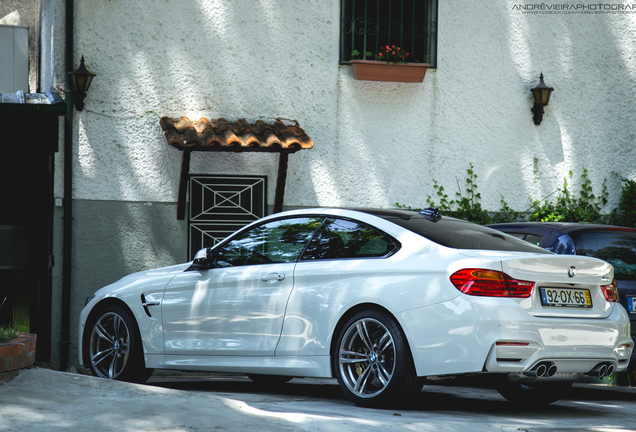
<box><xmin>400</xmin><ymin>296</ymin><xmax>633</xmax><ymax>377</ymax></box>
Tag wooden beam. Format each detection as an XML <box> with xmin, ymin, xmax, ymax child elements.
<box><xmin>177</xmin><ymin>149</ymin><xmax>191</xmax><ymax>220</ymax></box>
<box><xmin>273</xmin><ymin>152</ymin><xmax>289</xmax><ymax>214</ymax></box>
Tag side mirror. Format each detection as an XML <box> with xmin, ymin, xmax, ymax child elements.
<box><xmin>190</xmin><ymin>248</ymin><xmax>211</xmax><ymax>269</ymax></box>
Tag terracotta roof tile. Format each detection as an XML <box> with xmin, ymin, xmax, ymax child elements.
<box><xmin>160</xmin><ymin>117</ymin><xmax>313</xmax><ymax>153</ymax></box>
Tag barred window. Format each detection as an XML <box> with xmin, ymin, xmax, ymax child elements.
<box><xmin>340</xmin><ymin>0</ymin><xmax>438</xmax><ymax>67</ymax></box>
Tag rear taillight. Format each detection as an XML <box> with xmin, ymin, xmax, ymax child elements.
<box><xmin>450</xmin><ymin>269</ymin><xmax>534</xmax><ymax>298</ymax></box>
<box><xmin>601</xmin><ymin>278</ymin><xmax>620</xmax><ymax>302</ymax></box>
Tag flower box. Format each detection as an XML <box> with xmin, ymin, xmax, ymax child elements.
<box><xmin>0</xmin><ymin>333</ymin><xmax>36</xmax><ymax>373</ymax></box>
<box><xmin>349</xmin><ymin>60</ymin><xmax>430</xmax><ymax>83</ymax></box>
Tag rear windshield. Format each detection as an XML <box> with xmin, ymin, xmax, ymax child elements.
<box><xmin>571</xmin><ymin>230</ymin><xmax>636</xmax><ymax>280</ymax></box>
<box><xmin>375</xmin><ymin>211</ymin><xmax>551</xmax><ymax>253</ymax></box>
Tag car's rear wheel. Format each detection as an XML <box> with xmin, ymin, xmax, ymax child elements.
<box><xmin>84</xmin><ymin>304</ymin><xmax>153</xmax><ymax>383</ymax></box>
<box><xmin>496</xmin><ymin>381</ymin><xmax>573</xmax><ymax>406</ymax></box>
<box><xmin>334</xmin><ymin>309</ymin><xmax>423</xmax><ymax>407</ymax></box>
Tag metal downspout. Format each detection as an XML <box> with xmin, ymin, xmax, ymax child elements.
<box><xmin>60</xmin><ymin>0</ymin><xmax>74</xmax><ymax>371</ymax></box>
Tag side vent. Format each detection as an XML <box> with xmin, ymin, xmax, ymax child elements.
<box><xmin>141</xmin><ymin>294</ymin><xmax>160</xmax><ymax>317</ymax></box>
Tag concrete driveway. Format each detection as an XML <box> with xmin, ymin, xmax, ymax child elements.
<box><xmin>1</xmin><ymin>367</ymin><xmax>636</xmax><ymax>432</ymax></box>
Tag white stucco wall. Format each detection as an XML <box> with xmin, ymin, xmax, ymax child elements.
<box><xmin>70</xmin><ymin>0</ymin><xmax>636</xmax><ymax>212</ymax></box>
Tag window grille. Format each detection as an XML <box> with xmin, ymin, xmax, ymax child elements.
<box><xmin>188</xmin><ymin>175</ymin><xmax>266</xmax><ymax>260</ymax></box>
<box><xmin>340</xmin><ymin>0</ymin><xmax>437</xmax><ymax>67</ymax></box>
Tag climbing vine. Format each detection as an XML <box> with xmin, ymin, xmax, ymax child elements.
<box><xmin>396</xmin><ymin>164</ymin><xmax>622</xmax><ymax>225</ymax></box>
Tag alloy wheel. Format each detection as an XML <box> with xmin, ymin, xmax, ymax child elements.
<box><xmin>338</xmin><ymin>317</ymin><xmax>396</xmax><ymax>398</ymax></box>
<box><xmin>88</xmin><ymin>312</ymin><xmax>131</xmax><ymax>379</ymax></box>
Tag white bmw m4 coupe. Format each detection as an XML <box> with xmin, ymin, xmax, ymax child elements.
<box><xmin>79</xmin><ymin>208</ymin><xmax>633</xmax><ymax>407</ymax></box>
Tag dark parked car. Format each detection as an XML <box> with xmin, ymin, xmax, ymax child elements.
<box><xmin>488</xmin><ymin>222</ymin><xmax>636</xmax><ymax>369</ymax></box>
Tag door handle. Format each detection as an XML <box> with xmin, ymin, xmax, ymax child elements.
<box><xmin>261</xmin><ymin>273</ymin><xmax>285</xmax><ymax>282</ymax></box>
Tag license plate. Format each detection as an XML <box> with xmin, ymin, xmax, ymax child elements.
<box><xmin>628</xmin><ymin>296</ymin><xmax>636</xmax><ymax>313</ymax></box>
<box><xmin>540</xmin><ymin>287</ymin><xmax>592</xmax><ymax>308</ymax></box>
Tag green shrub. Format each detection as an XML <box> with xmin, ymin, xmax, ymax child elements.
<box><xmin>527</xmin><ymin>169</ymin><xmax>608</xmax><ymax>223</ymax></box>
<box><xmin>396</xmin><ymin>165</ymin><xmax>611</xmax><ymax>225</ymax></box>
<box><xmin>617</xmin><ymin>178</ymin><xmax>636</xmax><ymax>227</ymax></box>
<box><xmin>0</xmin><ymin>298</ymin><xmax>19</xmax><ymax>343</ymax></box>
<box><xmin>0</xmin><ymin>323</ymin><xmax>19</xmax><ymax>343</ymax></box>
<box><xmin>423</xmin><ymin>163</ymin><xmax>491</xmax><ymax>224</ymax></box>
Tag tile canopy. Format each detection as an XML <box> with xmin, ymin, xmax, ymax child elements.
<box><xmin>160</xmin><ymin>116</ymin><xmax>313</xmax><ymax>218</ymax></box>
<box><xmin>160</xmin><ymin>117</ymin><xmax>313</xmax><ymax>153</ymax></box>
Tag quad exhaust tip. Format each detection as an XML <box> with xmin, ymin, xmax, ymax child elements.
<box><xmin>589</xmin><ymin>362</ymin><xmax>615</xmax><ymax>378</ymax></box>
<box><xmin>526</xmin><ymin>361</ymin><xmax>557</xmax><ymax>377</ymax></box>
<box><xmin>524</xmin><ymin>361</ymin><xmax>615</xmax><ymax>379</ymax></box>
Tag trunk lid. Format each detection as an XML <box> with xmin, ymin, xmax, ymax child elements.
<box><xmin>457</xmin><ymin>250</ymin><xmax>616</xmax><ymax>318</ymax></box>
<box><xmin>500</xmin><ymin>254</ymin><xmax>614</xmax><ymax>318</ymax></box>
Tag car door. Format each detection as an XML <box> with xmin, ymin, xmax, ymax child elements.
<box><xmin>277</xmin><ymin>217</ymin><xmax>401</xmax><ymax>356</ymax></box>
<box><xmin>162</xmin><ymin>216</ymin><xmax>323</xmax><ymax>356</ymax></box>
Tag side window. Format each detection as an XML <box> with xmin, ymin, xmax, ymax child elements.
<box><xmin>506</xmin><ymin>232</ymin><xmax>526</xmax><ymax>240</ymax></box>
<box><xmin>524</xmin><ymin>234</ymin><xmax>542</xmax><ymax>246</ymax></box>
<box><xmin>213</xmin><ymin>217</ymin><xmax>323</xmax><ymax>267</ymax></box>
<box><xmin>301</xmin><ymin>218</ymin><xmax>399</xmax><ymax>261</ymax></box>
<box><xmin>501</xmin><ymin>232</ymin><xmax>541</xmax><ymax>247</ymax></box>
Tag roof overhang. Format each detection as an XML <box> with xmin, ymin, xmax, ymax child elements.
<box><xmin>160</xmin><ymin>117</ymin><xmax>313</xmax><ymax>153</ymax></box>
<box><xmin>160</xmin><ymin>117</ymin><xmax>314</xmax><ymax>218</ymax></box>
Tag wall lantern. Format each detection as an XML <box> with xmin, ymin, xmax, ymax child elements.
<box><xmin>68</xmin><ymin>56</ymin><xmax>96</xmax><ymax>111</ymax></box>
<box><xmin>530</xmin><ymin>73</ymin><xmax>554</xmax><ymax>125</ymax></box>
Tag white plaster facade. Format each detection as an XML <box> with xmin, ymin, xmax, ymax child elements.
<box><xmin>67</xmin><ymin>0</ymin><xmax>636</xmax><ymax>210</ymax></box>
<box><xmin>4</xmin><ymin>0</ymin><xmax>636</xmax><ymax>368</ymax></box>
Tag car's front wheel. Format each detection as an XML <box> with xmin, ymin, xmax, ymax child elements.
<box><xmin>333</xmin><ymin>309</ymin><xmax>423</xmax><ymax>407</ymax></box>
<box><xmin>84</xmin><ymin>304</ymin><xmax>153</xmax><ymax>383</ymax></box>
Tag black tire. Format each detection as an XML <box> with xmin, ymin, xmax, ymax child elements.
<box><xmin>497</xmin><ymin>381</ymin><xmax>573</xmax><ymax>406</ymax></box>
<box><xmin>247</xmin><ymin>374</ymin><xmax>294</xmax><ymax>385</ymax></box>
<box><xmin>84</xmin><ymin>304</ymin><xmax>153</xmax><ymax>383</ymax></box>
<box><xmin>333</xmin><ymin>309</ymin><xmax>423</xmax><ymax>408</ymax></box>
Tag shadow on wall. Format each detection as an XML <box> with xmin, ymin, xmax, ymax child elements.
<box><xmin>69</xmin><ymin>0</ymin><xmax>338</xmax><ymax>330</ymax></box>
<box><xmin>504</xmin><ymin>5</ymin><xmax>636</xmax><ymax>206</ymax></box>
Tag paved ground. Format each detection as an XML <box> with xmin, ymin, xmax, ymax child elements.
<box><xmin>1</xmin><ymin>367</ymin><xmax>636</xmax><ymax>432</ymax></box>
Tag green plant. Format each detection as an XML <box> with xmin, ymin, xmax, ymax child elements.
<box><xmin>416</xmin><ymin>54</ymin><xmax>433</xmax><ymax>64</ymax></box>
<box><xmin>0</xmin><ymin>298</ymin><xmax>19</xmax><ymax>343</ymax></box>
<box><xmin>351</xmin><ymin>49</ymin><xmax>373</xmax><ymax>60</ymax></box>
<box><xmin>428</xmin><ymin>180</ymin><xmax>452</xmax><ymax>212</ymax></box>
<box><xmin>396</xmin><ymin>164</ymin><xmax>612</xmax><ymax>226</ymax></box>
<box><xmin>617</xmin><ymin>178</ymin><xmax>636</xmax><ymax>227</ymax></box>
<box><xmin>394</xmin><ymin>202</ymin><xmax>418</xmax><ymax>211</ymax></box>
<box><xmin>452</xmin><ymin>164</ymin><xmax>490</xmax><ymax>224</ymax></box>
<box><xmin>353</xmin><ymin>46</ymin><xmax>432</xmax><ymax>64</ymax></box>
<box><xmin>424</xmin><ymin>163</ymin><xmax>490</xmax><ymax>224</ymax></box>
<box><xmin>527</xmin><ymin>169</ymin><xmax>608</xmax><ymax>223</ymax></box>
<box><xmin>491</xmin><ymin>196</ymin><xmax>521</xmax><ymax>224</ymax></box>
